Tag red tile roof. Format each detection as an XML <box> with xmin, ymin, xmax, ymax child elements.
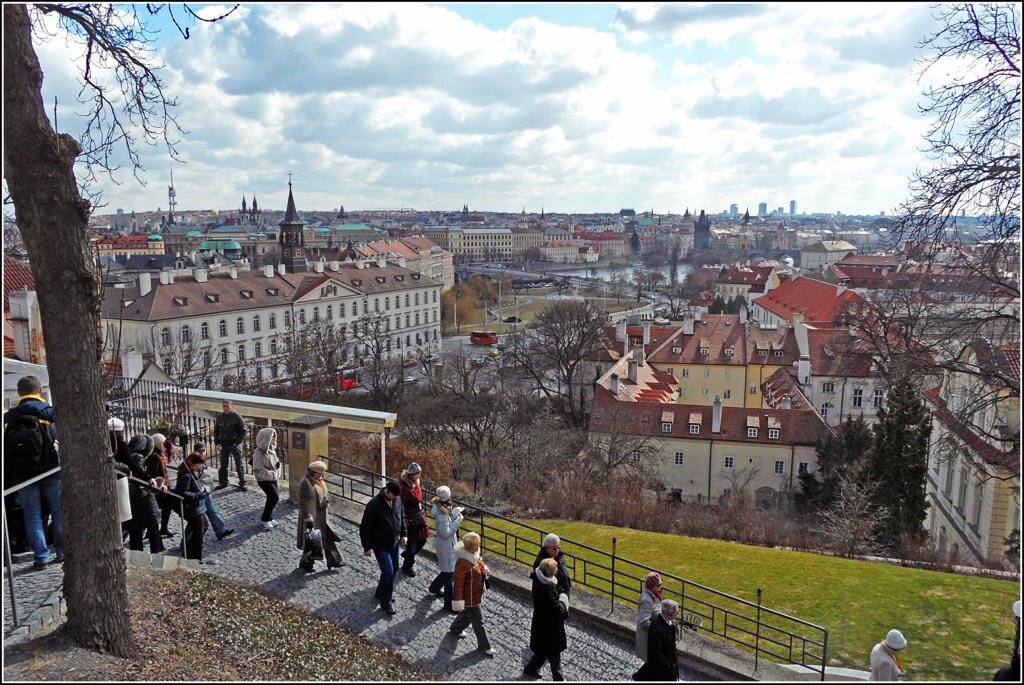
<box><xmin>716</xmin><ymin>265</ymin><xmax>773</xmax><ymax>287</ymax></box>
<box><xmin>591</xmin><ymin>385</ymin><xmax>829</xmax><ymax>447</ymax></box>
<box><xmin>753</xmin><ymin>276</ymin><xmax>863</xmax><ymax>324</ymax></box>
<box><xmin>836</xmin><ymin>254</ymin><xmax>902</xmax><ymax>268</ymax></box>
<box><xmin>805</xmin><ymin>325</ymin><xmax>874</xmax><ymax>377</ymax></box>
<box><xmin>923</xmin><ymin>387</ymin><xmax>1018</xmax><ymax>474</ymax></box>
<box><xmin>997</xmin><ymin>343</ymin><xmax>1021</xmax><ymax>385</ymax></box>
<box><xmin>3</xmin><ymin>255</ymin><xmax>35</xmax><ymax>311</ymax></box>
<box><xmin>4</xmin><ymin>336</ymin><xmax>15</xmax><ymax>358</ymax></box>
<box><xmin>648</xmin><ymin>315</ymin><xmax>749</xmax><ymax>366</ymax></box>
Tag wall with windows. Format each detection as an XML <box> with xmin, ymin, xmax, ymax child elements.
<box><xmin>805</xmin><ymin>375</ymin><xmax>886</xmax><ymax>426</ymax></box>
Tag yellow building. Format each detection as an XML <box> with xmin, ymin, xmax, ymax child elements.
<box><xmin>714</xmin><ymin>265</ymin><xmax>779</xmax><ymax>301</ymax></box>
<box><xmin>93</xmin><ymin>234</ymin><xmax>166</xmax><ymax>258</ymax></box>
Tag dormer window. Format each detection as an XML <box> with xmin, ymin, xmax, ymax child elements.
<box><xmin>724</xmin><ymin>348</ymin><xmax>734</xmax><ymax>357</ymax></box>
<box><xmin>351</xmin><ymin>279</ymin><xmax>362</xmax><ymax>287</ymax></box>
<box><xmin>411</xmin><ymin>274</ymin><xmax>420</xmax><ymax>280</ymax></box>
<box><xmin>672</xmin><ymin>347</ymin><xmax>682</xmax><ymax>355</ymax></box>
<box><xmin>689</xmin><ymin>424</ymin><xmax>700</xmax><ymax>435</ymax></box>
<box><xmin>394</xmin><ymin>275</ymin><xmax>405</xmax><ymax>282</ymax></box>
<box><xmin>240</xmin><ymin>289</ymin><xmax>254</xmax><ymax>299</ymax></box>
<box><xmin>768</xmin><ymin>428</ymin><xmax>780</xmax><ymax>439</ymax></box>
<box><xmin>774</xmin><ymin>349</ymin><xmax>784</xmax><ymax>356</ymax></box>
<box><xmin>747</xmin><ymin>427</ymin><xmax>758</xmax><ymax>438</ymax></box>
<box><xmin>205</xmin><ymin>293</ymin><xmax>220</xmax><ymax>303</ymax></box>
<box><xmin>265</xmin><ymin>287</ymin><xmax>279</xmax><ymax>296</ymax></box>
<box><xmin>661</xmin><ymin>411</ymin><xmax>674</xmax><ymax>434</ymax></box>
<box><xmin>172</xmin><ymin>296</ymin><xmax>188</xmax><ymax>306</ymax></box>
<box><xmin>700</xmin><ymin>347</ymin><xmax>709</xmax><ymax>356</ymax></box>
<box><xmin>376</xmin><ymin>276</ymin><xmax>386</xmax><ymax>284</ymax></box>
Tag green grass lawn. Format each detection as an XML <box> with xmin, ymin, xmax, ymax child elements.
<box><xmin>459</xmin><ymin>517</ymin><xmax>1018</xmax><ymax>681</ymax></box>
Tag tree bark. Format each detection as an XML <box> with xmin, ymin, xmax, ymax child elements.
<box><xmin>3</xmin><ymin>4</ymin><xmax>134</xmax><ymax>655</ymax></box>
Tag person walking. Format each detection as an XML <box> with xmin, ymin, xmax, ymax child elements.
<box><xmin>251</xmin><ymin>427</ymin><xmax>281</xmax><ymax>530</ymax></box>
<box><xmin>296</xmin><ymin>461</ymin><xmax>343</xmax><ymax>572</ymax></box>
<box><xmin>213</xmin><ymin>400</ymin><xmax>247</xmax><ymax>491</ymax></box>
<box><xmin>532</xmin><ymin>533</ymin><xmax>572</xmax><ymax>597</ymax></box>
<box><xmin>449</xmin><ymin>532</ymin><xmax>496</xmax><ymax>656</ymax></box>
<box><xmin>125</xmin><ymin>435</ymin><xmax>165</xmax><ymax>554</ymax></box>
<box><xmin>524</xmin><ymin>557</ymin><xmax>569</xmax><ymax>680</ymax></box>
<box><xmin>146</xmin><ymin>433</ymin><xmax>177</xmax><ymax>539</ymax></box>
<box><xmin>634</xmin><ymin>600</ymin><xmax>680</xmax><ymax>682</ymax></box>
<box><xmin>428</xmin><ymin>486</ymin><xmax>464</xmax><ymax>612</ymax></box>
<box><xmin>3</xmin><ymin>376</ymin><xmax>63</xmax><ymax>570</ymax></box>
<box><xmin>994</xmin><ymin>600</ymin><xmax>1021</xmax><ymax>681</ymax></box>
<box><xmin>635</xmin><ymin>572</ymin><xmax>663</xmax><ymax>662</ymax></box>
<box><xmin>191</xmin><ymin>444</ymin><xmax>234</xmax><ymax>542</ymax></box>
<box><xmin>869</xmin><ymin>630</ymin><xmax>907</xmax><ymax>681</ymax></box>
<box><xmin>399</xmin><ymin>462</ymin><xmax>429</xmax><ymax>577</ymax></box>
<box><xmin>174</xmin><ymin>451</ymin><xmax>210</xmax><ymax>561</ymax></box>
<box><xmin>360</xmin><ymin>480</ymin><xmax>407</xmax><ymax>615</ymax></box>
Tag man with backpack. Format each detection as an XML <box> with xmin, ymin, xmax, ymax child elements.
<box><xmin>3</xmin><ymin>376</ymin><xmax>63</xmax><ymax>571</ymax></box>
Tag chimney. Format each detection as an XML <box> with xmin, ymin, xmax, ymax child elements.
<box><xmin>642</xmin><ymin>320</ymin><xmax>651</xmax><ymax>346</ymax></box>
<box><xmin>398</xmin><ymin>256</ymin><xmax>407</xmax><ymax>269</ymax></box>
<box><xmin>782</xmin><ymin>396</ymin><xmax>792</xmax><ymax>410</ymax></box>
<box><xmin>610</xmin><ymin>373</ymin><xmax>620</xmax><ymax>397</ymax></box>
<box><xmin>712</xmin><ymin>396</ymin><xmax>723</xmax><ymax>434</ymax></box>
<box><xmin>229</xmin><ymin>267</ymin><xmax>238</xmax><ymax>279</ymax></box>
<box><xmin>739</xmin><ymin>304</ymin><xmax>747</xmax><ymax>325</ymax></box>
<box><xmin>694</xmin><ymin>309</ymin><xmax>702</xmax><ymax>321</ymax></box>
<box><xmin>194</xmin><ymin>268</ymin><xmax>208</xmax><ymax>283</ymax></box>
<box><xmin>616</xmin><ymin>318</ymin><xmax>627</xmax><ymax>342</ymax></box>
<box><xmin>682</xmin><ymin>315</ymin><xmax>694</xmax><ymax>336</ymax></box>
<box><xmin>120</xmin><ymin>350</ymin><xmax>144</xmax><ymax>379</ymax></box>
<box><xmin>797</xmin><ymin>357</ymin><xmax>811</xmax><ymax>384</ymax></box>
<box><xmin>263</xmin><ymin>264</ymin><xmax>274</xmax><ymax>278</ymax></box>
<box><xmin>278</xmin><ymin>264</ymin><xmax>286</xmax><ymax>276</ymax></box>
<box><xmin>356</xmin><ymin>258</ymin><xmax>365</xmax><ymax>269</ymax></box>
<box><xmin>794</xmin><ymin>309</ymin><xmax>804</xmax><ymax>324</ymax></box>
<box><xmin>836</xmin><ymin>284</ymin><xmax>847</xmax><ymax>297</ymax></box>
<box><xmin>377</xmin><ymin>256</ymin><xmax>387</xmax><ymax>268</ymax></box>
<box><xmin>139</xmin><ymin>272</ymin><xmax>152</xmax><ymax>296</ymax></box>
<box><xmin>314</xmin><ymin>261</ymin><xmax>324</xmax><ymax>274</ymax></box>
<box><xmin>329</xmin><ymin>261</ymin><xmax>340</xmax><ymax>272</ymax></box>
<box><xmin>633</xmin><ymin>343</ymin><xmax>646</xmax><ymax>366</ymax></box>
<box><xmin>158</xmin><ymin>271</ymin><xmax>171</xmax><ymax>285</ymax></box>
<box><xmin>628</xmin><ymin>360</ymin><xmax>639</xmax><ymax>384</ymax></box>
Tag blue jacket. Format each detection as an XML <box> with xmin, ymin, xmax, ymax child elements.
<box><xmin>174</xmin><ymin>467</ymin><xmax>208</xmax><ymax>517</ymax></box>
<box><xmin>3</xmin><ymin>394</ymin><xmax>60</xmax><ymax>471</ymax></box>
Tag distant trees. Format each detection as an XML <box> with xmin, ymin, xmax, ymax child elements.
<box><xmin>351</xmin><ymin>313</ymin><xmax>405</xmax><ymax>411</ymax></box>
<box><xmin>798</xmin><ymin>417</ymin><xmax>874</xmax><ymax>512</ymax></box>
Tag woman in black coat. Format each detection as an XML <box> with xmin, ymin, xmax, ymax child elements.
<box><xmin>125</xmin><ymin>435</ymin><xmax>164</xmax><ymax>554</ymax></box>
<box><xmin>634</xmin><ymin>600</ymin><xmax>679</xmax><ymax>682</ymax></box>
<box><xmin>524</xmin><ymin>558</ymin><xmax>569</xmax><ymax>681</ymax></box>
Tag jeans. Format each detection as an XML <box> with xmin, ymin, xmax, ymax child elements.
<box><xmin>525</xmin><ymin>651</ymin><xmax>564</xmax><ymax>681</ymax></box>
<box><xmin>373</xmin><ymin>545</ymin><xmax>400</xmax><ymax>607</ymax></box>
<box><xmin>218</xmin><ymin>444</ymin><xmax>245</xmax><ymax>487</ymax></box>
<box><xmin>16</xmin><ymin>473</ymin><xmax>63</xmax><ymax>564</ymax></box>
<box><xmin>401</xmin><ymin>536</ymin><xmax>427</xmax><ymax>570</ymax></box>
<box><xmin>256</xmin><ymin>480</ymin><xmax>279</xmax><ymax>522</ymax></box>
<box><xmin>204</xmin><ymin>494</ymin><xmax>226</xmax><ymax>536</ymax></box>
<box><xmin>450</xmin><ymin>605</ymin><xmax>491</xmax><ymax>650</ymax></box>
<box><xmin>429</xmin><ymin>571</ymin><xmax>454</xmax><ymax>609</ymax></box>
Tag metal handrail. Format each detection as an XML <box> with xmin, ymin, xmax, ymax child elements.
<box><xmin>322</xmin><ymin>455</ymin><xmax>830</xmax><ymax>680</ymax></box>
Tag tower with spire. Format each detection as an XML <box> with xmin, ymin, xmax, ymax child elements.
<box><xmin>166</xmin><ymin>168</ymin><xmax>178</xmax><ymax>226</ymax></box>
<box><xmin>694</xmin><ymin>209</ymin><xmax>712</xmax><ymax>250</ymax></box>
<box><xmin>743</xmin><ymin>207</ymin><xmax>750</xmax><ymax>226</ymax></box>
<box><xmin>278</xmin><ymin>176</ymin><xmax>307</xmax><ymax>273</ymax></box>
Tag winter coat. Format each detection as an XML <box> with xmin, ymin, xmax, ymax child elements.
<box><xmin>634</xmin><ymin>613</ymin><xmax>678</xmax><ymax>682</ymax></box>
<box><xmin>530</xmin><ymin>567</ymin><xmax>569</xmax><ymax>655</ymax></box>
<box><xmin>635</xmin><ymin>588</ymin><xmax>662</xmax><ymax>661</ymax></box>
<box><xmin>251</xmin><ymin>428</ymin><xmax>281</xmax><ymax>482</ymax></box>
<box><xmin>4</xmin><ymin>395</ymin><xmax>60</xmax><ymax>478</ymax></box>
<box><xmin>359</xmin><ymin>490</ymin><xmax>406</xmax><ymax>552</ymax></box>
<box><xmin>124</xmin><ymin>443</ymin><xmax>160</xmax><ymax>530</ymax></box>
<box><xmin>296</xmin><ymin>473</ymin><xmax>329</xmax><ymax>550</ymax></box>
<box><xmin>431</xmin><ymin>501</ymin><xmax>464</xmax><ymax>573</ymax></box>
<box><xmin>174</xmin><ymin>465</ymin><xmax>208</xmax><ymax>518</ymax></box>
<box><xmin>532</xmin><ymin>547</ymin><xmax>572</xmax><ymax>596</ymax></box>
<box><xmin>868</xmin><ymin>643</ymin><xmax>902</xmax><ymax>682</ymax></box>
<box><xmin>144</xmin><ymin>449</ymin><xmax>171</xmax><ymax>485</ymax></box>
<box><xmin>214</xmin><ymin>411</ymin><xmax>246</xmax><ymax>447</ymax></box>
<box><xmin>452</xmin><ymin>544</ymin><xmax>488</xmax><ymax>609</ymax></box>
<box><xmin>399</xmin><ymin>474</ymin><xmax>429</xmax><ymax>543</ymax></box>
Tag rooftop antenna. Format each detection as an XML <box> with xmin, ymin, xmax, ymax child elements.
<box><xmin>167</xmin><ymin>165</ymin><xmax>177</xmax><ymax>224</ymax></box>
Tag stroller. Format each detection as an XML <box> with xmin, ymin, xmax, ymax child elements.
<box><xmin>299</xmin><ymin>520</ymin><xmax>324</xmax><ymax>573</ymax></box>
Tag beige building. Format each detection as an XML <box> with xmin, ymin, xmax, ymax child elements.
<box><xmin>93</xmin><ymin>234</ymin><xmax>166</xmax><ymax>258</ymax></box>
<box><xmin>424</xmin><ymin>226</ymin><xmax>543</xmax><ymax>262</ymax></box>
<box><xmin>801</xmin><ymin>240</ymin><xmax>856</xmax><ymax>272</ymax></box>
<box><xmin>356</xmin><ymin>237</ymin><xmax>455</xmax><ymax>291</ymax></box>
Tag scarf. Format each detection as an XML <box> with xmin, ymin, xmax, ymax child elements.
<box><xmin>313</xmin><ymin>472</ymin><xmax>328</xmax><ymax>496</ymax></box>
<box><xmin>645</xmin><ymin>571</ymin><xmax>663</xmax><ymax>600</ymax></box>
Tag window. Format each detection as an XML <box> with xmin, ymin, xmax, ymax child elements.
<box><xmin>363</xmin><ymin>300</ymin><xmax>369</xmax><ymax>315</ymax></box>
<box><xmin>374</xmin><ymin>298</ymin><xmax>379</xmax><ymax>313</ymax></box>
<box><xmin>385</xmin><ymin>298</ymin><xmax>390</xmax><ymax>311</ymax></box>
<box><xmin>433</xmin><ymin>291</ymin><xmax>438</xmax><ymax>303</ymax></box>
<box><xmin>661</xmin><ymin>422</ymin><xmax>672</xmax><ymax>433</ymax></box>
<box><xmin>161</xmin><ymin>327</ymin><xmax>171</xmax><ymax>346</ymax></box>
<box><xmin>944</xmin><ymin>463</ymin><xmax>954</xmax><ymax>496</ymax></box>
<box><xmin>269</xmin><ymin>313</ymin><xmax>277</xmax><ymax>329</ymax></box>
<box><xmin>723</xmin><ymin>389</ymin><xmax>732</xmax><ymax>399</ymax></box>
<box><xmin>284</xmin><ymin>311</ymin><xmax>291</xmax><ymax>328</ymax></box>
<box><xmin>327</xmin><ymin>305</ymin><xmax>333</xmax><ymax>320</ymax></box>
<box><xmin>632</xmin><ymin>450</ymin><xmax>641</xmax><ymax>463</ymax></box>
<box><xmin>313</xmin><ymin>307</ymin><xmax>320</xmax><ymax>321</ymax></box>
<box><xmin>973</xmin><ymin>483</ymin><xmax>984</xmax><ymax>525</ymax></box>
<box><xmin>774</xmin><ymin>460</ymin><xmax>785</xmax><ymax>475</ymax></box>
<box><xmin>405</xmin><ymin>294</ymin><xmax>410</xmax><ymax>307</ymax></box>
<box><xmin>340</xmin><ymin>303</ymin><xmax>346</xmax><ymax>318</ymax></box>
<box><xmin>395</xmin><ymin>295</ymin><xmax>400</xmax><ymax>309</ymax></box>
<box><xmin>236</xmin><ymin>317</ymin><xmax>245</xmax><ymax>335</ymax></box>
<box><xmin>852</xmin><ymin>388</ymin><xmax>863</xmax><ymax>408</ymax></box>
<box><xmin>724</xmin><ymin>348</ymin><xmax>734</xmax><ymax>357</ymax></box>
<box><xmin>689</xmin><ymin>424</ymin><xmax>700</xmax><ymax>435</ymax></box>
<box><xmin>873</xmin><ymin>388</ymin><xmax>884</xmax><ymax>408</ymax></box>
<box><xmin>181</xmin><ymin>325</ymin><xmax>191</xmax><ymax>343</ymax></box>
<box><xmin>700</xmin><ymin>347</ymin><xmax>709</xmax><ymax>356</ymax></box>
<box><xmin>298</xmin><ymin>309</ymin><xmax>306</xmax><ymax>325</ymax></box>
<box><xmin>237</xmin><ymin>345</ymin><xmax>246</xmax><ymax>361</ymax></box>
<box><xmin>270</xmin><ymin>338</ymin><xmax>278</xmax><ymax>354</ymax></box>
<box><xmin>253</xmin><ymin>314</ymin><xmax>261</xmax><ymax>332</ymax></box>
<box><xmin>822</xmin><ymin>382</ymin><xmax>835</xmax><ymax>393</ymax></box>
<box><xmin>957</xmin><ymin>467</ymin><xmax>969</xmax><ymax>509</ymax></box>
<box><xmin>203</xmin><ymin>350</ymin><xmax>212</xmax><ymax>367</ymax></box>
<box><xmin>701</xmin><ymin>388</ymin><xmax>709</xmax><ymax>397</ymax></box>
<box><xmin>254</xmin><ymin>341</ymin><xmax>262</xmax><ymax>358</ymax></box>
<box><xmin>415</xmin><ymin>293</ymin><xmax>420</xmax><ymax>306</ymax></box>
<box><xmin>747</xmin><ymin>427</ymin><xmax>758</xmax><ymax>438</ymax></box>
<box><xmin>204</xmin><ymin>378</ymin><xmax>212</xmax><ymax>390</ymax></box>
<box><xmin>724</xmin><ymin>456</ymin><xmax>734</xmax><ymax>469</ymax></box>
<box><xmin>798</xmin><ymin>461</ymin><xmax>810</xmax><ymax>475</ymax></box>
<box><xmin>774</xmin><ymin>349</ymin><xmax>784</xmax><ymax>357</ymax></box>
<box><xmin>680</xmin><ymin>368</ymin><xmax>689</xmax><ymax>378</ymax></box>
<box><xmin>768</xmin><ymin>428</ymin><xmax>780</xmax><ymax>439</ymax></box>
<box><xmin>703</xmin><ymin>369</ymin><xmax>711</xmax><ymax>379</ymax></box>
<box><xmin>674</xmin><ymin>452</ymin><xmax>684</xmax><ymax>466</ymax></box>
<box><xmin>201</xmin><ymin>322</ymin><xmax>210</xmax><ymax>340</ymax></box>
<box><xmin>219</xmin><ymin>319</ymin><xmax>229</xmax><ymax>337</ymax></box>
<box><xmin>750</xmin><ymin>384</ymin><xmax>758</xmax><ymax>395</ymax></box>
<box><xmin>220</xmin><ymin>348</ymin><xmax>229</xmax><ymax>364</ymax></box>
<box><xmin>405</xmin><ymin>314</ymin><xmax>410</xmax><ymax>328</ymax></box>
<box><xmin>821</xmin><ymin>403</ymin><xmax>829</xmax><ymax>418</ymax></box>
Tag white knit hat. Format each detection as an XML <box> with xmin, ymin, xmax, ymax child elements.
<box><xmin>885</xmin><ymin>629</ymin><xmax>907</xmax><ymax>650</ymax></box>
<box><xmin>107</xmin><ymin>418</ymin><xmax>125</xmax><ymax>432</ymax></box>
<box><xmin>436</xmin><ymin>486</ymin><xmax>451</xmax><ymax>502</ymax></box>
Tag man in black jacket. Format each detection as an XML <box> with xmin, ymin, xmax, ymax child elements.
<box><xmin>531</xmin><ymin>533</ymin><xmax>572</xmax><ymax>597</ymax></box>
<box><xmin>213</xmin><ymin>400</ymin><xmax>247</xmax><ymax>491</ymax></box>
<box><xmin>634</xmin><ymin>600</ymin><xmax>679</xmax><ymax>682</ymax></box>
<box><xmin>360</xmin><ymin>481</ymin><xmax>407</xmax><ymax>615</ymax></box>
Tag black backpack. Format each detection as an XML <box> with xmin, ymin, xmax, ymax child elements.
<box><xmin>4</xmin><ymin>413</ymin><xmax>47</xmax><ymax>483</ymax></box>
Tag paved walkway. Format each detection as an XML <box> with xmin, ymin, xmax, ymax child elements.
<box><xmin>3</xmin><ymin>486</ymin><xmax>707</xmax><ymax>680</ymax></box>
<box><xmin>2</xmin><ymin>555</ymin><xmax>63</xmax><ymax>639</ymax></box>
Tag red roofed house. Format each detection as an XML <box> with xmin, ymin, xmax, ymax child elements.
<box><xmin>590</xmin><ymin>349</ymin><xmax>832</xmax><ymax>507</ymax></box>
<box><xmin>714</xmin><ymin>265</ymin><xmax>779</xmax><ymax>303</ymax></box>
<box><xmin>3</xmin><ymin>255</ymin><xmax>46</xmax><ymax>364</ymax></box>
<box><xmin>355</xmin><ymin>237</ymin><xmax>454</xmax><ymax>291</ymax></box>
<box><xmin>922</xmin><ymin>340</ymin><xmax>1020</xmax><ymax>565</ymax></box>
<box><xmin>751</xmin><ymin>275</ymin><xmax>863</xmax><ymax>327</ymax></box>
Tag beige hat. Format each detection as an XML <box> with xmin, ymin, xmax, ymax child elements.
<box><xmin>308</xmin><ymin>461</ymin><xmax>328</xmax><ymax>474</ymax></box>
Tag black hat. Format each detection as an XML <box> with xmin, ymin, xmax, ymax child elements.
<box><xmin>385</xmin><ymin>481</ymin><xmax>401</xmax><ymax>496</ymax></box>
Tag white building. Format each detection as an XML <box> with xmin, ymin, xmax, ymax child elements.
<box><xmin>801</xmin><ymin>240</ymin><xmax>856</xmax><ymax>272</ymax></box>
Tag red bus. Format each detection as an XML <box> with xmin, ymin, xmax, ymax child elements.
<box><xmin>340</xmin><ymin>368</ymin><xmax>360</xmax><ymax>390</ymax></box>
<box><xmin>470</xmin><ymin>330</ymin><xmax>499</xmax><ymax>345</ymax></box>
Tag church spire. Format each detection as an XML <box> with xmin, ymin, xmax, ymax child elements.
<box><xmin>278</xmin><ymin>176</ymin><xmax>306</xmax><ymax>273</ymax></box>
<box><xmin>283</xmin><ymin>179</ymin><xmax>300</xmax><ymax>223</ymax></box>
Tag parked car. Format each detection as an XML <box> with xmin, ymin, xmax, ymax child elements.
<box><xmin>423</xmin><ymin>354</ymin><xmax>442</xmax><ymax>366</ymax></box>
<box><xmin>403</xmin><ymin>359</ymin><xmax>419</xmax><ymax>368</ymax></box>
<box><xmin>402</xmin><ymin>375</ymin><xmax>420</xmax><ymax>384</ymax></box>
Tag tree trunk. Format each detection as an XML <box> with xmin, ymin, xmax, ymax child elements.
<box><xmin>3</xmin><ymin>4</ymin><xmax>134</xmax><ymax>655</ymax></box>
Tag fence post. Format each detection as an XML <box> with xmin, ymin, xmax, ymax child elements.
<box><xmin>179</xmin><ymin>498</ymin><xmax>187</xmax><ymax>558</ymax></box>
<box><xmin>821</xmin><ymin>629</ymin><xmax>829</xmax><ymax>682</ymax></box>
<box><xmin>610</xmin><ymin>537</ymin><xmax>617</xmax><ymax>612</ymax></box>
<box><xmin>754</xmin><ymin>587</ymin><xmax>763</xmax><ymax>673</ymax></box>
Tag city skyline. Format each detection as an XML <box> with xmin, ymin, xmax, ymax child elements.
<box><xmin>28</xmin><ymin>3</ymin><xmax>950</xmax><ymax>216</ymax></box>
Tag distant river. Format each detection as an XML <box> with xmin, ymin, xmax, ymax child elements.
<box><xmin>546</xmin><ymin>262</ymin><xmax>692</xmax><ymax>283</ymax></box>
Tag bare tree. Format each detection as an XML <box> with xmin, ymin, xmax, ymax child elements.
<box><xmin>718</xmin><ymin>463</ymin><xmax>761</xmax><ymax>505</ymax></box>
<box><xmin>815</xmin><ymin>476</ymin><xmax>892</xmax><ymax>558</ymax></box>
<box><xmin>506</xmin><ymin>300</ymin><xmax>608</xmax><ymax>427</ymax></box>
<box><xmin>351</xmin><ymin>313</ymin><xmax>404</xmax><ymax>411</ymax></box>
<box><xmin>4</xmin><ymin>2</ymin><xmax>237</xmax><ymax>655</ymax></box>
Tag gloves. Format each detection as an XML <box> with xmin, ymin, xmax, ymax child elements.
<box><xmin>558</xmin><ymin>592</ymin><xmax>569</xmax><ymax>608</ymax></box>
<box><xmin>451</xmin><ymin>600</ymin><xmax>465</xmax><ymax>613</ymax></box>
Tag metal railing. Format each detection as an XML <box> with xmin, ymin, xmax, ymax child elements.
<box><xmin>323</xmin><ymin>456</ymin><xmax>829</xmax><ymax>680</ymax></box>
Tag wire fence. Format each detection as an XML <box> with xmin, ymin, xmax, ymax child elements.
<box><xmin>322</xmin><ymin>456</ymin><xmax>829</xmax><ymax>679</ymax></box>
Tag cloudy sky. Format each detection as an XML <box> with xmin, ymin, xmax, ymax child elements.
<box><xmin>29</xmin><ymin>2</ymin><xmax>951</xmax><ymax>216</ymax></box>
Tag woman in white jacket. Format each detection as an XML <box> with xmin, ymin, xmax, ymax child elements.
<box><xmin>635</xmin><ymin>572</ymin><xmax>663</xmax><ymax>662</ymax></box>
<box><xmin>428</xmin><ymin>485</ymin><xmax>464</xmax><ymax>612</ymax></box>
<box><xmin>251</xmin><ymin>427</ymin><xmax>281</xmax><ymax>531</ymax></box>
